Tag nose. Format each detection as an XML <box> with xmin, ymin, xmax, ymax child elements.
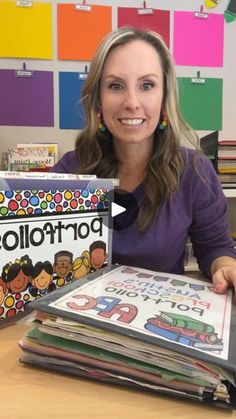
<box><xmin>123</xmin><ymin>88</ymin><xmax>141</xmax><ymax>111</ymax></box>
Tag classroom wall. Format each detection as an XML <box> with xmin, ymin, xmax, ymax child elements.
<box><xmin>0</xmin><ymin>0</ymin><xmax>235</xmax><ymax>159</ymax></box>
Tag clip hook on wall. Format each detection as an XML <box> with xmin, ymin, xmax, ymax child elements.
<box><xmin>137</xmin><ymin>0</ymin><xmax>153</xmax><ymax>15</ymax></box>
<box><xmin>16</xmin><ymin>0</ymin><xmax>33</xmax><ymax>8</ymax></box>
<box><xmin>15</xmin><ymin>62</ymin><xmax>33</xmax><ymax>78</ymax></box>
<box><xmin>78</xmin><ymin>65</ymin><xmax>89</xmax><ymax>80</ymax></box>
<box><xmin>191</xmin><ymin>71</ymin><xmax>206</xmax><ymax>84</ymax></box>
<box><xmin>194</xmin><ymin>4</ymin><xmax>208</xmax><ymax>18</ymax></box>
<box><xmin>75</xmin><ymin>0</ymin><xmax>92</xmax><ymax>12</ymax></box>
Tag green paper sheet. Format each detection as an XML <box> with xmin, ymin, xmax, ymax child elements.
<box><xmin>178</xmin><ymin>77</ymin><xmax>223</xmax><ymax>131</ymax></box>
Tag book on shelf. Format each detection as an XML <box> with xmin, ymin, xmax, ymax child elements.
<box><xmin>218</xmin><ymin>140</ymin><xmax>236</xmax><ymax>146</ymax></box>
<box><xmin>218</xmin><ymin>168</ymin><xmax>236</xmax><ymax>174</ymax></box>
<box><xmin>200</xmin><ymin>131</ymin><xmax>218</xmax><ymax>171</ymax></box>
<box><xmin>218</xmin><ymin>173</ymin><xmax>236</xmax><ymax>189</ymax></box>
<box><xmin>0</xmin><ymin>171</ymin><xmax>115</xmax><ymax>327</ymax></box>
<box><xmin>218</xmin><ymin>140</ymin><xmax>236</xmax><ymax>159</ymax></box>
<box><xmin>16</xmin><ymin>143</ymin><xmax>58</xmax><ymax>162</ymax></box>
<box><xmin>218</xmin><ymin>160</ymin><xmax>236</xmax><ymax>171</ymax></box>
<box><xmin>217</xmin><ymin>140</ymin><xmax>236</xmax><ymax>175</ymax></box>
<box><xmin>218</xmin><ymin>173</ymin><xmax>236</xmax><ymax>183</ymax></box>
<box><xmin>7</xmin><ymin>143</ymin><xmax>58</xmax><ymax>172</ymax></box>
<box><xmin>0</xmin><ymin>152</ymin><xmax>8</xmax><ymax>171</ymax></box>
<box><xmin>221</xmin><ymin>183</ymin><xmax>236</xmax><ymax>189</ymax></box>
<box><xmin>19</xmin><ymin>264</ymin><xmax>236</xmax><ymax>409</ymax></box>
<box><xmin>218</xmin><ymin>152</ymin><xmax>236</xmax><ymax>159</ymax></box>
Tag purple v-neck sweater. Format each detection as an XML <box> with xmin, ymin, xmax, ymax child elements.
<box><xmin>51</xmin><ymin>148</ymin><xmax>236</xmax><ymax>277</ymax></box>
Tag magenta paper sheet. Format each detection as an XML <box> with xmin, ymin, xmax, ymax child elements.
<box><xmin>173</xmin><ymin>11</ymin><xmax>224</xmax><ymax>67</ymax></box>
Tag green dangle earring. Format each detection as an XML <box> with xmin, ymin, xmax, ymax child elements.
<box><xmin>97</xmin><ymin>110</ymin><xmax>106</xmax><ymax>133</ymax></box>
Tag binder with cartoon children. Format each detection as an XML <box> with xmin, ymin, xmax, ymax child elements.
<box><xmin>0</xmin><ymin>171</ymin><xmax>115</xmax><ymax>326</ymax></box>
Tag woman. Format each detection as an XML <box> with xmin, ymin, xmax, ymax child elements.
<box><xmin>52</xmin><ymin>27</ymin><xmax>236</xmax><ymax>296</ymax></box>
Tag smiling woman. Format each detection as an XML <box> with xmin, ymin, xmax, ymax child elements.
<box><xmin>100</xmin><ymin>39</ymin><xmax>163</xmax><ymax>151</ymax></box>
<box><xmin>51</xmin><ymin>27</ymin><xmax>236</xmax><ymax>297</ymax></box>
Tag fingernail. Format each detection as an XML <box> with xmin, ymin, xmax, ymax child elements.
<box><xmin>215</xmin><ymin>283</ymin><xmax>224</xmax><ymax>293</ymax></box>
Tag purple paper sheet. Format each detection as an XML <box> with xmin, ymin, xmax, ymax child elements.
<box><xmin>0</xmin><ymin>69</ymin><xmax>54</xmax><ymax>127</ymax></box>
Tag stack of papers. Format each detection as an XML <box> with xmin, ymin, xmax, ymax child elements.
<box><xmin>19</xmin><ymin>265</ymin><xmax>236</xmax><ymax>409</ymax></box>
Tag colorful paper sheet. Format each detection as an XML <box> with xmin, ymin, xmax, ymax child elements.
<box><xmin>204</xmin><ymin>0</ymin><xmax>219</xmax><ymax>8</ymax></box>
<box><xmin>118</xmin><ymin>7</ymin><xmax>170</xmax><ymax>47</ymax></box>
<box><xmin>224</xmin><ymin>0</ymin><xmax>236</xmax><ymax>22</ymax></box>
<box><xmin>173</xmin><ymin>11</ymin><xmax>224</xmax><ymax>67</ymax></box>
<box><xmin>178</xmin><ymin>77</ymin><xmax>223</xmax><ymax>130</ymax></box>
<box><xmin>0</xmin><ymin>1</ymin><xmax>52</xmax><ymax>59</ymax></box>
<box><xmin>0</xmin><ymin>69</ymin><xmax>54</xmax><ymax>127</ymax></box>
<box><xmin>59</xmin><ymin>72</ymin><xmax>86</xmax><ymax>130</ymax></box>
<box><xmin>57</xmin><ymin>4</ymin><xmax>112</xmax><ymax>61</ymax></box>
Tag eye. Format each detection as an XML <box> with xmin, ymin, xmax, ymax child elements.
<box><xmin>141</xmin><ymin>82</ymin><xmax>154</xmax><ymax>91</ymax></box>
<box><xmin>108</xmin><ymin>82</ymin><xmax>123</xmax><ymax>90</ymax></box>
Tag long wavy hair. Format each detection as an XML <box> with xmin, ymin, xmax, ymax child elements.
<box><xmin>75</xmin><ymin>27</ymin><xmax>199</xmax><ymax>230</ymax></box>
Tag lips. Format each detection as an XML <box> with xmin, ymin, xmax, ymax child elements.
<box><xmin>119</xmin><ymin>118</ymin><xmax>144</xmax><ymax>126</ymax></box>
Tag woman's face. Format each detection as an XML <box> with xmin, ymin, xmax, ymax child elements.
<box><xmin>100</xmin><ymin>39</ymin><xmax>164</xmax><ymax>146</ymax></box>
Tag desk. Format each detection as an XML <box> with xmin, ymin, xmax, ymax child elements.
<box><xmin>0</xmin><ymin>323</ymin><xmax>235</xmax><ymax>419</ymax></box>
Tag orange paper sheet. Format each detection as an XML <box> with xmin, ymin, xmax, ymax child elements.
<box><xmin>0</xmin><ymin>1</ymin><xmax>53</xmax><ymax>59</ymax></box>
<box><xmin>57</xmin><ymin>4</ymin><xmax>112</xmax><ymax>61</ymax></box>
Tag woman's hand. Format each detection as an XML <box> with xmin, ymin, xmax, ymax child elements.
<box><xmin>211</xmin><ymin>256</ymin><xmax>236</xmax><ymax>296</ymax></box>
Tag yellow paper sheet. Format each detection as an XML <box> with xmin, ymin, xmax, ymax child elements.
<box><xmin>0</xmin><ymin>1</ymin><xmax>53</xmax><ymax>59</ymax></box>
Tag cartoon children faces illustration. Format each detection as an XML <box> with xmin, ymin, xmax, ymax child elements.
<box><xmin>2</xmin><ymin>255</ymin><xmax>33</xmax><ymax>293</ymax></box>
<box><xmin>0</xmin><ymin>241</ymin><xmax>107</xmax><ymax>319</ymax></box>
<box><xmin>89</xmin><ymin>241</ymin><xmax>107</xmax><ymax>270</ymax></box>
<box><xmin>72</xmin><ymin>251</ymin><xmax>91</xmax><ymax>280</ymax></box>
<box><xmin>53</xmin><ymin>251</ymin><xmax>73</xmax><ymax>279</ymax></box>
<box><xmin>31</xmin><ymin>261</ymin><xmax>54</xmax><ymax>291</ymax></box>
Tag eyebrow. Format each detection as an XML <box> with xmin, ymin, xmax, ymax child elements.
<box><xmin>103</xmin><ymin>73</ymin><xmax>160</xmax><ymax>81</ymax></box>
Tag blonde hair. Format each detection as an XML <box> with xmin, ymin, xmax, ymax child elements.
<box><xmin>72</xmin><ymin>251</ymin><xmax>90</xmax><ymax>272</ymax></box>
<box><xmin>75</xmin><ymin>27</ymin><xmax>200</xmax><ymax>230</ymax></box>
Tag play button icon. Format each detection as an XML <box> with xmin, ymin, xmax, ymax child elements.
<box><xmin>111</xmin><ymin>202</ymin><xmax>126</xmax><ymax>217</ymax></box>
<box><xmin>102</xmin><ymin>188</ymin><xmax>139</xmax><ymax>231</ymax></box>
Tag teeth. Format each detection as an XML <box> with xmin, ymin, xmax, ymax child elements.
<box><xmin>120</xmin><ymin>119</ymin><xmax>143</xmax><ymax>126</ymax></box>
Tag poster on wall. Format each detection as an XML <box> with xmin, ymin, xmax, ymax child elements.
<box><xmin>0</xmin><ymin>1</ymin><xmax>53</xmax><ymax>59</ymax></box>
<box><xmin>57</xmin><ymin>4</ymin><xmax>112</xmax><ymax>61</ymax></box>
<box><xmin>173</xmin><ymin>11</ymin><xmax>224</xmax><ymax>67</ymax></box>
<box><xmin>178</xmin><ymin>76</ymin><xmax>223</xmax><ymax>130</ymax></box>
<box><xmin>0</xmin><ymin>69</ymin><xmax>54</xmax><ymax>127</ymax></box>
<box><xmin>59</xmin><ymin>71</ymin><xmax>86</xmax><ymax>130</ymax></box>
<box><xmin>118</xmin><ymin>6</ymin><xmax>170</xmax><ymax>47</ymax></box>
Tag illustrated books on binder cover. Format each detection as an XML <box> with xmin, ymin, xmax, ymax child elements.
<box><xmin>19</xmin><ymin>265</ymin><xmax>236</xmax><ymax>409</ymax></box>
<box><xmin>0</xmin><ymin>171</ymin><xmax>114</xmax><ymax>326</ymax></box>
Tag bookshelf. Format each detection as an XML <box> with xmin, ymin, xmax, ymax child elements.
<box><xmin>185</xmin><ymin>188</ymin><xmax>236</xmax><ymax>272</ymax></box>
